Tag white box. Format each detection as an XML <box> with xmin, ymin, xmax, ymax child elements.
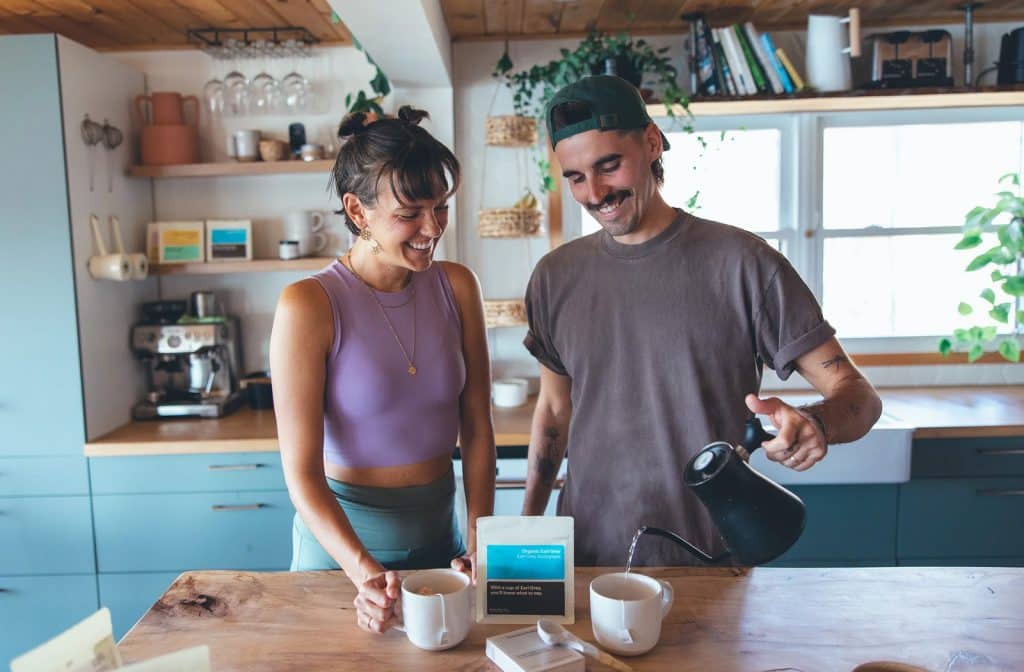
<box><xmin>486</xmin><ymin>627</ymin><xmax>585</xmax><ymax>672</ymax></box>
<box><xmin>206</xmin><ymin>219</ymin><xmax>253</xmax><ymax>262</ymax></box>
<box><xmin>151</xmin><ymin>221</ymin><xmax>205</xmax><ymax>264</ymax></box>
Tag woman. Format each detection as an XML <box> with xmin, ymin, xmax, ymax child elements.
<box><xmin>270</xmin><ymin>106</ymin><xmax>495</xmax><ymax>635</ymax></box>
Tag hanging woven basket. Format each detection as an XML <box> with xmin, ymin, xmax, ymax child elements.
<box><xmin>485</xmin><ymin>115</ymin><xmax>537</xmax><ymax>147</ymax></box>
<box><xmin>483</xmin><ymin>299</ymin><xmax>528</xmax><ymax>328</ymax></box>
<box><xmin>478</xmin><ymin>207</ymin><xmax>543</xmax><ymax>238</ymax></box>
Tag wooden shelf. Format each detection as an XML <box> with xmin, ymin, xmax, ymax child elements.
<box><xmin>128</xmin><ymin>159</ymin><xmax>334</xmax><ymax>178</ymax></box>
<box><xmin>152</xmin><ymin>257</ymin><xmax>336</xmax><ymax>275</ymax></box>
<box><xmin>649</xmin><ymin>87</ymin><xmax>1024</xmax><ymax>117</ymax></box>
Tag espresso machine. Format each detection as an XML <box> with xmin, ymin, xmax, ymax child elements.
<box><xmin>131</xmin><ymin>294</ymin><xmax>243</xmax><ymax>419</ymax></box>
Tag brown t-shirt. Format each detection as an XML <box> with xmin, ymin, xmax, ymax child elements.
<box><xmin>523</xmin><ymin>210</ymin><xmax>835</xmax><ymax>567</ymax></box>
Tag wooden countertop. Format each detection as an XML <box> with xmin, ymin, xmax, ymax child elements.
<box><xmin>117</xmin><ymin>566</ymin><xmax>1024</xmax><ymax>671</ymax></box>
<box><xmin>84</xmin><ymin>386</ymin><xmax>1024</xmax><ymax>457</ymax></box>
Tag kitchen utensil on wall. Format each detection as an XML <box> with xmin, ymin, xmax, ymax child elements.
<box><xmin>80</xmin><ymin>114</ymin><xmax>104</xmax><ymax>192</ymax></box>
<box><xmin>227</xmin><ymin>129</ymin><xmax>260</xmax><ymax>162</ymax></box>
<box><xmin>633</xmin><ymin>416</ymin><xmax>806</xmax><ymax>565</ymax></box>
<box><xmin>87</xmin><ymin>213</ymin><xmax>131</xmax><ymax>281</ymax></box>
<box><xmin>806</xmin><ymin>8</ymin><xmax>862</xmax><ymax>92</ymax></box>
<box><xmin>101</xmin><ymin>119</ymin><xmax>123</xmax><ymax>193</ymax></box>
<box><xmin>283</xmin><ymin>210</ymin><xmax>327</xmax><ymax>256</ymax></box>
<box><xmin>109</xmin><ymin>215</ymin><xmax>148</xmax><ymax>280</ymax></box>
<box><xmin>136</xmin><ymin>92</ymin><xmax>200</xmax><ymax>166</ymax></box>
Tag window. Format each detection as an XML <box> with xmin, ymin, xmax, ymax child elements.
<box><xmin>565</xmin><ymin>108</ymin><xmax>1024</xmax><ymax>347</ymax></box>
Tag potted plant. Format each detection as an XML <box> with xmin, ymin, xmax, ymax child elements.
<box><xmin>493</xmin><ymin>31</ymin><xmax>691</xmax><ymax>193</ymax></box>
<box><xmin>940</xmin><ymin>171</ymin><xmax>1024</xmax><ymax>362</ymax></box>
<box><xmin>345</xmin><ymin>36</ymin><xmax>391</xmax><ymax>118</ymax></box>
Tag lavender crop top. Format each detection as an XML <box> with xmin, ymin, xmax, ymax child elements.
<box><xmin>312</xmin><ymin>260</ymin><xmax>466</xmax><ymax>468</ymax></box>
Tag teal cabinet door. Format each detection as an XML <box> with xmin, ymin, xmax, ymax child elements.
<box><xmin>898</xmin><ymin>478</ymin><xmax>1024</xmax><ymax>560</ymax></box>
<box><xmin>0</xmin><ymin>457</ymin><xmax>89</xmax><ymax>497</ymax></box>
<box><xmin>0</xmin><ymin>496</ymin><xmax>95</xmax><ymax>575</ymax></box>
<box><xmin>93</xmin><ymin>490</ymin><xmax>294</xmax><ymax>572</ymax></box>
<box><xmin>770</xmin><ymin>485</ymin><xmax>899</xmax><ymax>566</ymax></box>
<box><xmin>0</xmin><ymin>574</ymin><xmax>98</xmax><ymax>665</ymax></box>
<box><xmin>98</xmin><ymin>572</ymin><xmax>180</xmax><ymax>641</ymax></box>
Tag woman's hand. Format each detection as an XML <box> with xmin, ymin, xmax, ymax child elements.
<box><xmin>450</xmin><ymin>551</ymin><xmax>477</xmax><ymax>584</ymax></box>
<box><xmin>353</xmin><ymin>569</ymin><xmax>402</xmax><ymax>634</ymax></box>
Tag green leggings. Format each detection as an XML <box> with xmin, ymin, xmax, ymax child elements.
<box><xmin>291</xmin><ymin>466</ymin><xmax>465</xmax><ymax>571</ymax></box>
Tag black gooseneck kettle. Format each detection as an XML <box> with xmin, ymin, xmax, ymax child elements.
<box><xmin>639</xmin><ymin>417</ymin><xmax>807</xmax><ymax>565</ymax></box>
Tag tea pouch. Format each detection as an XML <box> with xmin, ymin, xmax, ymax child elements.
<box><xmin>476</xmin><ymin>515</ymin><xmax>574</xmax><ymax>624</ymax></box>
<box><xmin>10</xmin><ymin>608</ymin><xmax>121</xmax><ymax>672</ymax></box>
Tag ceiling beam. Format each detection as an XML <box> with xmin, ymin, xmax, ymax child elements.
<box><xmin>327</xmin><ymin>0</ymin><xmax>452</xmax><ymax>86</ymax></box>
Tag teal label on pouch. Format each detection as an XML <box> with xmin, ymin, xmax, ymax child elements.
<box><xmin>212</xmin><ymin>229</ymin><xmax>247</xmax><ymax>244</ymax></box>
<box><xmin>487</xmin><ymin>545</ymin><xmax>565</xmax><ymax>580</ymax></box>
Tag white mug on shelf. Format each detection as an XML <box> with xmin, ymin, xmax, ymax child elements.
<box><xmin>283</xmin><ymin>210</ymin><xmax>327</xmax><ymax>257</ymax></box>
<box><xmin>86</xmin><ymin>214</ymin><xmax>131</xmax><ymax>281</ymax></box>
<box><xmin>396</xmin><ymin>569</ymin><xmax>472</xmax><ymax>651</ymax></box>
<box><xmin>227</xmin><ymin>129</ymin><xmax>261</xmax><ymax>162</ymax></box>
<box><xmin>805</xmin><ymin>9</ymin><xmax>862</xmax><ymax>92</ymax></box>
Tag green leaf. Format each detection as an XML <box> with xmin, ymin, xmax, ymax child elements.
<box><xmin>686</xmin><ymin>190</ymin><xmax>701</xmax><ymax>209</ymax></box>
<box><xmin>969</xmin><ymin>326</ymin><xmax>984</xmax><ymax>340</ymax></box>
<box><xmin>998</xmin><ymin>339</ymin><xmax>1021</xmax><ymax>363</ymax></box>
<box><xmin>958</xmin><ymin>301</ymin><xmax>974</xmax><ymax>315</ymax></box>
<box><xmin>999</xmin><ymin>172</ymin><xmax>1021</xmax><ymax>186</ymax></box>
<box><xmin>964</xmin><ymin>206</ymin><xmax>988</xmax><ymax>229</ymax></box>
<box><xmin>982</xmin><ymin>326</ymin><xmax>998</xmax><ymax>341</ymax></box>
<box><xmin>1003</xmin><ymin>276</ymin><xmax>1024</xmax><ymax>297</ymax></box>
<box><xmin>954</xmin><ymin>328</ymin><xmax>969</xmax><ymax>342</ymax></box>
<box><xmin>990</xmin><ymin>303</ymin><xmax>1011</xmax><ymax>323</ymax></box>
<box><xmin>1018</xmin><ymin>310</ymin><xmax>1024</xmax><ymax>324</ymax></box>
<box><xmin>495</xmin><ymin>49</ymin><xmax>514</xmax><ymax>76</ymax></box>
<box><xmin>980</xmin><ymin>288</ymin><xmax>996</xmax><ymax>304</ymax></box>
<box><xmin>938</xmin><ymin>338</ymin><xmax>953</xmax><ymax>357</ymax></box>
<box><xmin>966</xmin><ymin>252</ymin><xmax>992</xmax><ymax>271</ymax></box>
<box><xmin>955</xmin><ymin>233</ymin><xmax>983</xmax><ymax>249</ymax></box>
<box><xmin>992</xmin><ymin>270</ymin><xmax>1006</xmax><ymax>281</ymax></box>
<box><xmin>968</xmin><ymin>343</ymin><xmax>985</xmax><ymax>362</ymax></box>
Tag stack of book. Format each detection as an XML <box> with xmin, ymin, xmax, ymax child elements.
<box><xmin>691</xmin><ymin>17</ymin><xmax>806</xmax><ymax>97</ymax></box>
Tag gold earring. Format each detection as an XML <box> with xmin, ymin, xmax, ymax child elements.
<box><xmin>359</xmin><ymin>227</ymin><xmax>381</xmax><ymax>254</ymax></box>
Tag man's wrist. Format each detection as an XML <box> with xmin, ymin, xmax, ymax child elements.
<box><xmin>797</xmin><ymin>404</ymin><xmax>829</xmax><ymax>444</ymax></box>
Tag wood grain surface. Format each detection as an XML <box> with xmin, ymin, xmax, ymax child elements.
<box><xmin>117</xmin><ymin>566</ymin><xmax>1024</xmax><ymax>671</ymax></box>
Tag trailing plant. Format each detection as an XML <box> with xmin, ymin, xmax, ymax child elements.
<box><xmin>940</xmin><ymin>171</ymin><xmax>1024</xmax><ymax>363</ymax></box>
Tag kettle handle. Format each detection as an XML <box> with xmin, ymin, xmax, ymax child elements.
<box><xmin>134</xmin><ymin>95</ymin><xmax>151</xmax><ymax>125</ymax></box>
<box><xmin>741</xmin><ymin>416</ymin><xmax>776</xmax><ymax>453</ymax></box>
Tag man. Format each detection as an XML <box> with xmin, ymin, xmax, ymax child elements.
<box><xmin>520</xmin><ymin>75</ymin><xmax>883</xmax><ymax>566</ymax></box>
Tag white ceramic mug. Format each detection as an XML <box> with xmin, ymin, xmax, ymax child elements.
<box><xmin>806</xmin><ymin>11</ymin><xmax>861</xmax><ymax>92</ymax></box>
<box><xmin>492</xmin><ymin>378</ymin><xmax>529</xmax><ymax>408</ymax></box>
<box><xmin>283</xmin><ymin>211</ymin><xmax>327</xmax><ymax>257</ymax></box>
<box><xmin>589</xmin><ymin>572</ymin><xmax>674</xmax><ymax>656</ymax></box>
<box><xmin>396</xmin><ymin>568</ymin><xmax>472</xmax><ymax>651</ymax></box>
<box><xmin>227</xmin><ymin>129</ymin><xmax>261</xmax><ymax>162</ymax></box>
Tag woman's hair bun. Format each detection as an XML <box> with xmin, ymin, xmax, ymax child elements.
<box><xmin>338</xmin><ymin>111</ymin><xmax>370</xmax><ymax>139</ymax></box>
<box><xmin>397</xmin><ymin>105</ymin><xmax>429</xmax><ymax>126</ymax></box>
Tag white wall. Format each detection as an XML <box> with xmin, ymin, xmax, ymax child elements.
<box><xmin>454</xmin><ymin>22</ymin><xmax>1024</xmax><ymax>388</ymax></box>
<box><xmin>113</xmin><ymin>47</ymin><xmax>455</xmax><ymax>374</ymax></box>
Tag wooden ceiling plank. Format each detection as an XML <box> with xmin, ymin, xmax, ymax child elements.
<box><xmin>442</xmin><ymin>0</ymin><xmax>486</xmax><ymax>39</ymax></box>
<box><xmin>0</xmin><ymin>5</ymin><xmax>54</xmax><ymax>35</ymax></box>
<box><xmin>308</xmin><ymin>0</ymin><xmax>353</xmax><ymax>42</ymax></box>
<box><xmin>5</xmin><ymin>0</ymin><xmax>117</xmax><ymax>46</ymax></box>
<box><xmin>557</xmin><ymin>0</ymin><xmax>604</xmax><ymax>33</ymax></box>
<box><xmin>522</xmin><ymin>0</ymin><xmax>561</xmax><ymax>34</ymax></box>
<box><xmin>259</xmin><ymin>0</ymin><xmax>345</xmax><ymax>43</ymax></box>
<box><xmin>481</xmin><ymin>0</ymin><xmax>524</xmax><ymax>35</ymax></box>
<box><xmin>35</xmin><ymin>0</ymin><xmax>149</xmax><ymax>45</ymax></box>
<box><xmin>124</xmin><ymin>0</ymin><xmax>208</xmax><ymax>37</ymax></box>
<box><xmin>172</xmin><ymin>0</ymin><xmax>245</xmax><ymax>28</ymax></box>
<box><xmin>87</xmin><ymin>0</ymin><xmax>189</xmax><ymax>45</ymax></box>
<box><xmin>629</xmin><ymin>0</ymin><xmax>688</xmax><ymax>29</ymax></box>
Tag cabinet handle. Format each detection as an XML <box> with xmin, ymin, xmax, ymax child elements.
<box><xmin>208</xmin><ymin>463</ymin><xmax>265</xmax><ymax>471</ymax></box>
<box><xmin>495</xmin><ymin>479</ymin><xmax>563</xmax><ymax>490</ymax></box>
<box><xmin>976</xmin><ymin>489</ymin><xmax>1024</xmax><ymax>497</ymax></box>
<box><xmin>211</xmin><ymin>503</ymin><xmax>267</xmax><ymax>511</ymax></box>
<box><xmin>975</xmin><ymin>448</ymin><xmax>1024</xmax><ymax>456</ymax></box>
<box><xmin>0</xmin><ymin>588</ymin><xmax>10</xmax><ymax>594</ymax></box>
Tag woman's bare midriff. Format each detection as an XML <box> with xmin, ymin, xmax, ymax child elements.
<box><xmin>324</xmin><ymin>452</ymin><xmax>453</xmax><ymax>488</ymax></box>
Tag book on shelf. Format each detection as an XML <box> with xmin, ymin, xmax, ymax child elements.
<box><xmin>693</xmin><ymin>15</ymin><xmax>720</xmax><ymax>95</ymax></box>
<box><xmin>714</xmin><ymin>37</ymin><xmax>739</xmax><ymax>96</ymax></box>
<box><xmin>733</xmin><ymin>24</ymin><xmax>770</xmax><ymax>93</ymax></box>
<box><xmin>718</xmin><ymin>27</ymin><xmax>754</xmax><ymax>95</ymax></box>
<box><xmin>759</xmin><ymin>32</ymin><xmax>795</xmax><ymax>94</ymax></box>
<box><xmin>775</xmin><ymin>47</ymin><xmax>807</xmax><ymax>91</ymax></box>
<box><xmin>745</xmin><ymin>22</ymin><xmax>785</xmax><ymax>94</ymax></box>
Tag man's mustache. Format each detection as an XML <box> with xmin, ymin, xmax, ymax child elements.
<box><xmin>587</xmin><ymin>189</ymin><xmax>633</xmax><ymax>211</ymax></box>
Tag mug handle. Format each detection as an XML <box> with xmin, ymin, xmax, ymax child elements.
<box><xmin>436</xmin><ymin>593</ymin><xmax>449</xmax><ymax>646</ymax></box>
<box><xmin>658</xmin><ymin>579</ymin><xmax>674</xmax><ymax>618</ymax></box>
<box><xmin>311</xmin><ymin>232</ymin><xmax>328</xmax><ymax>254</ymax></box>
<box><xmin>310</xmin><ymin>211</ymin><xmax>325</xmax><ymax>232</ymax></box>
<box><xmin>134</xmin><ymin>95</ymin><xmax>151</xmax><ymax>125</ymax></box>
<box><xmin>182</xmin><ymin>95</ymin><xmax>200</xmax><ymax>125</ymax></box>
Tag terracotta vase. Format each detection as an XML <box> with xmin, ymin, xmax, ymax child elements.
<box><xmin>135</xmin><ymin>92</ymin><xmax>198</xmax><ymax>126</ymax></box>
<box><xmin>136</xmin><ymin>91</ymin><xmax>200</xmax><ymax>166</ymax></box>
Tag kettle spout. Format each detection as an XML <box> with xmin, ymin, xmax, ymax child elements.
<box><xmin>638</xmin><ymin>526</ymin><xmax>730</xmax><ymax>564</ymax></box>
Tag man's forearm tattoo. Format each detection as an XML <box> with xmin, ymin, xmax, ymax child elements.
<box><xmin>822</xmin><ymin>355</ymin><xmax>850</xmax><ymax>370</ymax></box>
<box><xmin>534</xmin><ymin>426</ymin><xmax>561</xmax><ymax>484</ymax></box>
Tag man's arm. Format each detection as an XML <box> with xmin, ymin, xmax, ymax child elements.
<box><xmin>747</xmin><ymin>337</ymin><xmax>882</xmax><ymax>471</ymax></box>
<box><xmin>522</xmin><ymin>365</ymin><xmax>572</xmax><ymax>515</ymax></box>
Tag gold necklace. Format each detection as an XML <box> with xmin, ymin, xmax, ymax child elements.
<box><xmin>345</xmin><ymin>251</ymin><xmax>417</xmax><ymax>375</ymax></box>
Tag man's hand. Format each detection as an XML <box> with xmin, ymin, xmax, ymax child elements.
<box><xmin>745</xmin><ymin>393</ymin><xmax>827</xmax><ymax>472</ymax></box>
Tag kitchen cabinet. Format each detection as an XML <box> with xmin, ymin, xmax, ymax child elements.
<box><xmin>0</xmin><ymin>32</ymin><xmax>153</xmax><ymax>660</ymax></box>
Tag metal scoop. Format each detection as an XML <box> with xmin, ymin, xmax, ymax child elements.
<box><xmin>536</xmin><ymin>619</ymin><xmax>635</xmax><ymax>672</ymax></box>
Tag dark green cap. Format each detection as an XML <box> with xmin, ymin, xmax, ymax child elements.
<box><xmin>545</xmin><ymin>75</ymin><xmax>670</xmax><ymax>150</ymax></box>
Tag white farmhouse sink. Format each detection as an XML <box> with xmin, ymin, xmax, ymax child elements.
<box><xmin>748</xmin><ymin>412</ymin><xmax>913</xmax><ymax>485</ymax></box>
